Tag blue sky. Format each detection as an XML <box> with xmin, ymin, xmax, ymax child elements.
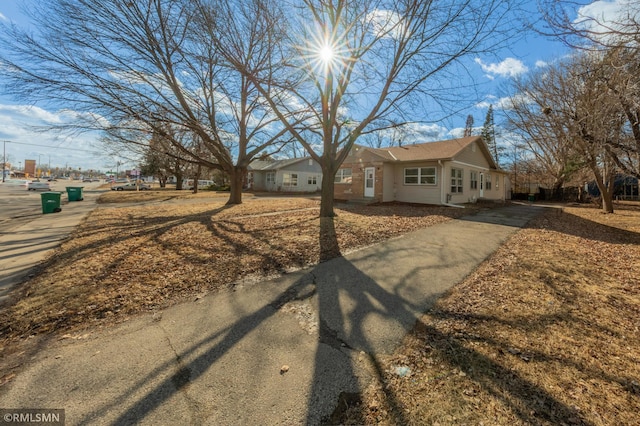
<box><xmin>0</xmin><ymin>1</ymin><xmax>620</xmax><ymax>172</ymax></box>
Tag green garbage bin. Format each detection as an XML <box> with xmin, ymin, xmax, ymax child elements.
<box><xmin>41</xmin><ymin>192</ymin><xmax>62</xmax><ymax>214</ymax></box>
<box><xmin>528</xmin><ymin>193</ymin><xmax>535</xmax><ymax>202</ymax></box>
<box><xmin>66</xmin><ymin>186</ymin><xmax>84</xmax><ymax>201</ymax></box>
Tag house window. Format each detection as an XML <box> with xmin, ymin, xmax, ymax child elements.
<box><xmin>486</xmin><ymin>174</ymin><xmax>492</xmax><ymax>190</ymax></box>
<box><xmin>266</xmin><ymin>172</ymin><xmax>275</xmax><ymax>184</ymax></box>
<box><xmin>404</xmin><ymin>167</ymin><xmax>436</xmax><ymax>185</ymax></box>
<box><xmin>308</xmin><ymin>175</ymin><xmax>317</xmax><ymax>185</ymax></box>
<box><xmin>451</xmin><ymin>168</ymin><xmax>463</xmax><ymax>193</ymax></box>
<box><xmin>334</xmin><ymin>168</ymin><xmax>352</xmax><ymax>184</ymax></box>
<box><xmin>470</xmin><ymin>171</ymin><xmax>478</xmax><ymax>190</ymax></box>
<box><xmin>283</xmin><ymin>173</ymin><xmax>298</xmax><ymax>187</ymax></box>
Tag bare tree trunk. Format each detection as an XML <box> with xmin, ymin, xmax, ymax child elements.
<box><xmin>319</xmin><ymin>217</ymin><xmax>340</xmax><ymax>262</ymax></box>
<box><xmin>193</xmin><ymin>164</ymin><xmax>201</xmax><ymax>194</ymax></box>
<box><xmin>592</xmin><ymin>165</ymin><xmax>614</xmax><ymax>213</ymax></box>
<box><xmin>601</xmin><ymin>174</ymin><xmax>615</xmax><ymax>213</ymax></box>
<box><xmin>175</xmin><ymin>171</ymin><xmax>184</xmax><ymax>190</ymax></box>
<box><xmin>319</xmin><ymin>167</ymin><xmax>336</xmax><ymax>218</ymax></box>
<box><xmin>226</xmin><ymin>167</ymin><xmax>245</xmax><ymax>205</ymax></box>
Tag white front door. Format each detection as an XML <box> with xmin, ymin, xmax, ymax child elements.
<box><xmin>364</xmin><ymin>167</ymin><xmax>375</xmax><ymax>197</ymax></box>
<box><xmin>479</xmin><ymin>173</ymin><xmax>484</xmax><ymax>198</ymax></box>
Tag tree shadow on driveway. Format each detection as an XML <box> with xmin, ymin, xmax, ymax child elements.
<box><xmin>75</xmin><ymin>217</ymin><xmax>431</xmax><ymax>424</ymax></box>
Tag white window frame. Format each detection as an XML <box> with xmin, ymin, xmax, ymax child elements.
<box><xmin>308</xmin><ymin>175</ymin><xmax>317</xmax><ymax>185</ymax></box>
<box><xmin>334</xmin><ymin>168</ymin><xmax>352</xmax><ymax>184</ymax></box>
<box><xmin>451</xmin><ymin>168</ymin><xmax>463</xmax><ymax>193</ymax></box>
<box><xmin>404</xmin><ymin>167</ymin><xmax>436</xmax><ymax>185</ymax></box>
<box><xmin>283</xmin><ymin>173</ymin><xmax>298</xmax><ymax>187</ymax></box>
<box><xmin>266</xmin><ymin>172</ymin><xmax>275</xmax><ymax>185</ymax></box>
<box><xmin>486</xmin><ymin>173</ymin><xmax>492</xmax><ymax>190</ymax></box>
<box><xmin>470</xmin><ymin>171</ymin><xmax>478</xmax><ymax>190</ymax></box>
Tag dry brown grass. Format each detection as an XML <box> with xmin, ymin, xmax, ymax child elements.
<box><xmin>0</xmin><ymin>196</ymin><xmax>473</xmax><ymax>344</ymax></box>
<box><xmin>343</xmin><ymin>204</ymin><xmax>640</xmax><ymax>425</ymax></box>
<box><xmin>2</xmin><ymin>195</ymin><xmax>638</xmax><ymax>424</ymax></box>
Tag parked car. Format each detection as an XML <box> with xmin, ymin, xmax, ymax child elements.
<box><xmin>111</xmin><ymin>182</ymin><xmax>151</xmax><ymax>191</ymax></box>
<box><xmin>4</xmin><ymin>179</ymin><xmax>30</xmax><ymax>187</ymax></box>
<box><xmin>28</xmin><ymin>181</ymin><xmax>51</xmax><ymax>191</ymax></box>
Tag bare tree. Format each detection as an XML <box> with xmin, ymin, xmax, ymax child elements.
<box><xmin>360</xmin><ymin>131</ymin><xmax>387</xmax><ymax>149</ymax></box>
<box><xmin>539</xmin><ymin>0</ymin><xmax>640</xmax><ymax>49</ymax></box>
<box><xmin>0</xmin><ymin>0</ymin><xmax>293</xmax><ymax>205</ymax></box>
<box><xmin>597</xmin><ymin>46</ymin><xmax>640</xmax><ymax>180</ymax></box>
<box><xmin>505</xmin><ymin>67</ymin><xmax>584</xmax><ymax>196</ymax></box>
<box><xmin>219</xmin><ymin>0</ymin><xmax>523</xmax><ymax>224</ymax></box>
<box><xmin>537</xmin><ymin>1</ymin><xmax>640</xmax><ymax>180</ymax></box>
<box><xmin>506</xmin><ymin>53</ymin><xmax>623</xmax><ymax>212</ymax></box>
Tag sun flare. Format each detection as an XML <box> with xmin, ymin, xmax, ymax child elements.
<box><xmin>297</xmin><ymin>23</ymin><xmax>349</xmax><ymax>79</ymax></box>
<box><xmin>318</xmin><ymin>44</ymin><xmax>335</xmax><ymax>65</ymax></box>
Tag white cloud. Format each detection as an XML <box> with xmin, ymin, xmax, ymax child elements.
<box><xmin>0</xmin><ymin>12</ymin><xmax>7</xmax><ymax>22</ymax></box>
<box><xmin>535</xmin><ymin>60</ymin><xmax>549</xmax><ymax>68</ymax></box>
<box><xmin>0</xmin><ymin>103</ymin><xmax>108</xmax><ymax>171</ymax></box>
<box><xmin>475</xmin><ymin>57</ymin><xmax>529</xmax><ymax>79</ymax></box>
<box><xmin>575</xmin><ymin>0</ymin><xmax>639</xmax><ymax>42</ymax></box>
<box><xmin>365</xmin><ymin>10</ymin><xmax>405</xmax><ymax>39</ymax></box>
<box><xmin>476</xmin><ymin>93</ymin><xmax>533</xmax><ymax>111</ymax></box>
<box><xmin>0</xmin><ymin>104</ymin><xmax>65</xmax><ymax>124</ymax></box>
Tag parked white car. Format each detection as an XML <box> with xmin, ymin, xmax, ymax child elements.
<box><xmin>28</xmin><ymin>181</ymin><xmax>52</xmax><ymax>191</ymax></box>
<box><xmin>4</xmin><ymin>179</ymin><xmax>30</xmax><ymax>187</ymax></box>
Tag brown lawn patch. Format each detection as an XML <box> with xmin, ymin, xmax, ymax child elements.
<box><xmin>343</xmin><ymin>204</ymin><xmax>640</xmax><ymax>425</ymax></box>
<box><xmin>0</xmin><ymin>197</ymin><xmax>474</xmax><ymax>345</ymax></box>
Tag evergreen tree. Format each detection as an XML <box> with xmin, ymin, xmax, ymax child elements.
<box><xmin>464</xmin><ymin>115</ymin><xmax>474</xmax><ymax>137</ymax></box>
<box><xmin>481</xmin><ymin>105</ymin><xmax>500</xmax><ymax>166</ymax></box>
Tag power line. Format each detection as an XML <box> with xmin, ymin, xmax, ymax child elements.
<box><xmin>1</xmin><ymin>139</ymin><xmax>102</xmax><ymax>154</ymax></box>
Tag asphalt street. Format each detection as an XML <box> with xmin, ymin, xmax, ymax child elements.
<box><xmin>0</xmin><ymin>180</ymin><xmax>104</xmax><ymax>301</ymax></box>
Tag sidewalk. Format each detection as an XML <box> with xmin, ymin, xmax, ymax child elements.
<box><xmin>0</xmin><ymin>204</ymin><xmax>543</xmax><ymax>425</ymax></box>
<box><xmin>0</xmin><ymin>189</ymin><xmax>102</xmax><ymax>302</ymax></box>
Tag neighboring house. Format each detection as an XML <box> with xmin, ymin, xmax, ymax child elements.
<box><xmin>248</xmin><ymin>157</ymin><xmax>323</xmax><ymax>193</ymax></box>
<box><xmin>334</xmin><ymin>136</ymin><xmax>509</xmax><ymax>205</ymax></box>
<box><xmin>586</xmin><ymin>174</ymin><xmax>639</xmax><ymax>201</ymax></box>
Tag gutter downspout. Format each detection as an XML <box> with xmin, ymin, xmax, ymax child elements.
<box><xmin>439</xmin><ymin>160</ymin><xmax>465</xmax><ymax>208</ymax></box>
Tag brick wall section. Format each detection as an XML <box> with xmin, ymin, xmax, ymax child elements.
<box><xmin>334</xmin><ymin>161</ymin><xmax>385</xmax><ymax>202</ymax></box>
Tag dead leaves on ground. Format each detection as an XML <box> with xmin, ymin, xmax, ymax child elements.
<box><xmin>350</xmin><ymin>204</ymin><xmax>640</xmax><ymax>426</ymax></box>
<box><xmin>0</xmin><ymin>198</ymin><xmax>471</xmax><ymax>341</ymax></box>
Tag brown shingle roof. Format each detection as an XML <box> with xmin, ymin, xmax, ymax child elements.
<box><xmin>370</xmin><ymin>136</ymin><xmax>481</xmax><ymax>162</ymax></box>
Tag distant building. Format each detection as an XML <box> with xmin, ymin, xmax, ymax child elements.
<box><xmin>248</xmin><ymin>157</ymin><xmax>322</xmax><ymax>192</ymax></box>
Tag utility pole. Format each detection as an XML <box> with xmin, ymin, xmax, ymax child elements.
<box><xmin>2</xmin><ymin>141</ymin><xmax>6</xmax><ymax>183</ymax></box>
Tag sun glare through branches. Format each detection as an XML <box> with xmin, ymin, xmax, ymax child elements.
<box><xmin>297</xmin><ymin>23</ymin><xmax>349</xmax><ymax>80</ymax></box>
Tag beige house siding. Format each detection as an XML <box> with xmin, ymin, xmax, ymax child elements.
<box><xmin>382</xmin><ymin>163</ymin><xmax>395</xmax><ymax>202</ymax></box>
<box><xmin>445</xmin><ymin>163</ymin><xmax>507</xmax><ymax>204</ymax></box>
<box><xmin>332</xmin><ymin>138</ymin><xmax>508</xmax><ymax>205</ymax></box>
<box><xmin>250</xmin><ymin>158</ymin><xmax>322</xmax><ymax>192</ymax></box>
<box><xmin>392</xmin><ymin>162</ymin><xmax>442</xmax><ymax>205</ymax></box>
<box><xmin>455</xmin><ymin>141</ymin><xmax>491</xmax><ymax>167</ymax></box>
